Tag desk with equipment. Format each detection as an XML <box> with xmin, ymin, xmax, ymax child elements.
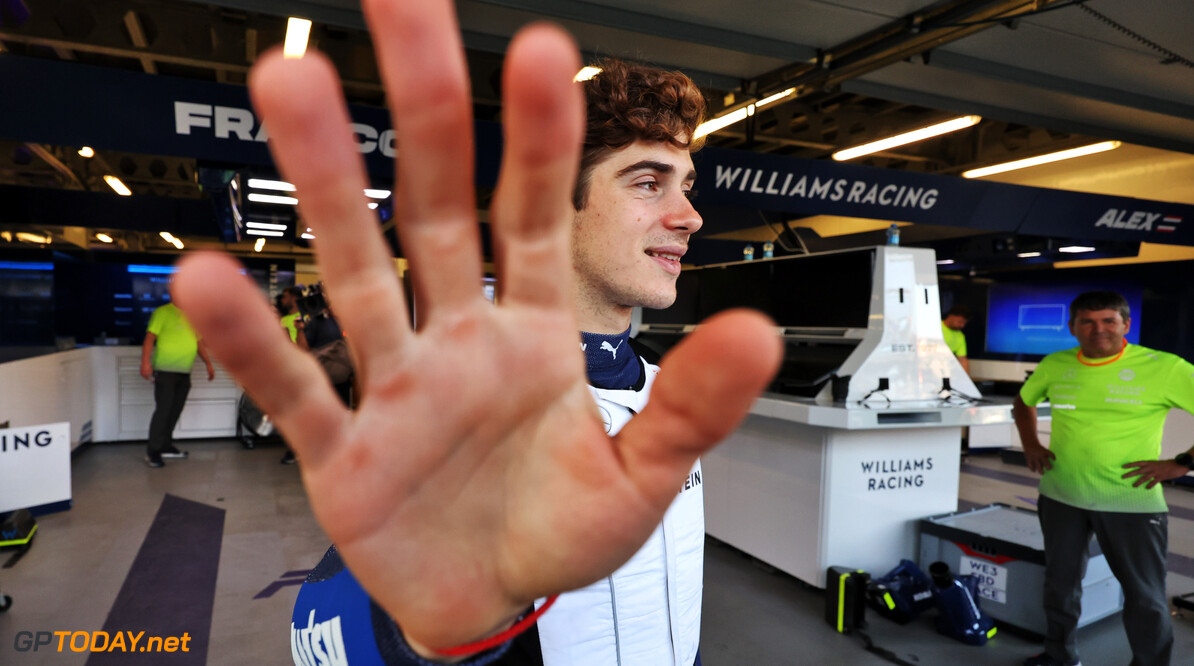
<box><xmin>640</xmin><ymin>246</ymin><xmax>1013</xmax><ymax>588</ymax></box>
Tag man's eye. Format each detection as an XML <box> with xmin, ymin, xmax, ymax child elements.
<box><xmin>637</xmin><ymin>181</ymin><xmax>659</xmax><ymax>191</ymax></box>
<box><xmin>683</xmin><ymin>188</ymin><xmax>698</xmax><ymax>200</ymax></box>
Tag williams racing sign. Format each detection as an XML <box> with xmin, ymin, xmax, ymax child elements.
<box><xmin>4</xmin><ymin>54</ymin><xmax>1193</xmax><ymax>245</ymax></box>
<box><xmin>691</xmin><ymin>146</ymin><xmax>1194</xmax><ymax>246</ymax></box>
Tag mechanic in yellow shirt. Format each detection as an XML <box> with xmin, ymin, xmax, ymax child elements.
<box><xmin>1013</xmin><ymin>291</ymin><xmax>1194</xmax><ymax>666</ymax></box>
<box><xmin>140</xmin><ymin>301</ymin><xmax>215</xmax><ymax>467</ymax></box>
<box><xmin>941</xmin><ymin>304</ymin><xmax>971</xmax><ymax>375</ymax></box>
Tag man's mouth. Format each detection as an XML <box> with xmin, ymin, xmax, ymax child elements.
<box><xmin>645</xmin><ymin>250</ymin><xmax>682</xmax><ymax>262</ymax></box>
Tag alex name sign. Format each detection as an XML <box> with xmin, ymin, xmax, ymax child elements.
<box><xmin>0</xmin><ymin>422</ymin><xmax>72</xmax><ymax>514</ymax></box>
<box><xmin>959</xmin><ymin>555</ymin><xmax>1008</xmax><ymax>604</ymax></box>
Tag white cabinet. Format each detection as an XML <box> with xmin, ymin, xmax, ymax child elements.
<box><xmin>110</xmin><ymin>349</ymin><xmax>242</xmax><ymax>441</ymax></box>
<box><xmin>0</xmin><ymin>347</ymin><xmax>242</xmax><ymax>446</ymax></box>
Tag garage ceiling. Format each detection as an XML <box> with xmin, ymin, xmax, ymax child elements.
<box><xmin>1</xmin><ymin>0</ymin><xmax>1192</xmax><ymax>260</ymax></box>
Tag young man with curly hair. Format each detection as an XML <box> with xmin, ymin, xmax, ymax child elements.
<box><xmin>283</xmin><ymin>56</ymin><xmax>716</xmax><ymax>666</ymax></box>
<box><xmin>173</xmin><ymin>2</ymin><xmax>778</xmax><ymax>665</ymax></box>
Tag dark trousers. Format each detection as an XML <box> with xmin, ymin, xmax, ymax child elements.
<box><xmin>147</xmin><ymin>371</ymin><xmax>191</xmax><ymax>455</ymax></box>
<box><xmin>1038</xmin><ymin>494</ymin><xmax>1172</xmax><ymax>666</ymax></box>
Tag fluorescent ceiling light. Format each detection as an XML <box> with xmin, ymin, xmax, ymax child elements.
<box><xmin>301</xmin><ymin>232</ymin><xmax>315</xmax><ymax>240</ymax></box>
<box><xmin>254</xmin><ymin>237</ymin><xmax>266</xmax><ymax>252</ymax></box>
<box><xmin>694</xmin><ymin>106</ymin><xmax>751</xmax><ymax>140</ymax></box>
<box><xmin>283</xmin><ymin>17</ymin><xmax>312</xmax><ymax>59</ymax></box>
<box><xmin>756</xmin><ymin>88</ymin><xmax>796</xmax><ymax>108</ymax></box>
<box><xmin>1058</xmin><ymin>245</ymin><xmax>1095</xmax><ymax>254</ymax></box>
<box><xmin>248</xmin><ymin>193</ymin><xmax>299</xmax><ymax>205</ymax></box>
<box><xmin>104</xmin><ymin>175</ymin><xmax>132</xmax><ymax>196</ymax></box>
<box><xmin>936</xmin><ymin>259</ymin><xmax>955</xmax><ymax>265</ymax></box>
<box><xmin>1017</xmin><ymin>251</ymin><xmax>1041</xmax><ymax>258</ymax></box>
<box><xmin>247</xmin><ymin>229</ymin><xmax>286</xmax><ymax>237</ymax></box>
<box><xmin>159</xmin><ymin>231</ymin><xmax>177</xmax><ymax>243</ymax></box>
<box><xmin>574</xmin><ymin>66</ymin><xmax>601</xmax><ymax>82</ymax></box>
<box><xmin>95</xmin><ymin>233</ymin><xmax>113</xmax><ymax>243</ymax></box>
<box><xmin>963</xmin><ymin>141</ymin><xmax>1122</xmax><ymax>178</ymax></box>
<box><xmin>246</xmin><ymin>221</ymin><xmax>289</xmax><ymax>231</ymax></box>
<box><xmin>693</xmin><ymin>87</ymin><xmax>798</xmax><ymax>140</ymax></box>
<box><xmin>367</xmin><ymin>202</ymin><xmax>379</xmax><ymax>210</ymax></box>
<box><xmin>78</xmin><ymin>146</ymin><xmax>95</xmax><ymax>158</ymax></box>
<box><xmin>16</xmin><ymin>232</ymin><xmax>51</xmax><ymax>244</ymax></box>
<box><xmin>833</xmin><ymin>115</ymin><xmax>982</xmax><ymax>162</ymax></box>
<box><xmin>170</xmin><ymin>238</ymin><xmax>184</xmax><ymax>250</ymax></box>
<box><xmin>364</xmin><ymin>189</ymin><xmax>391</xmax><ymax>199</ymax></box>
<box><xmin>248</xmin><ymin>178</ymin><xmax>296</xmax><ymax>192</ymax></box>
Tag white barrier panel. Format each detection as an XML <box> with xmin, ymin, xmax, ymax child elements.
<box><xmin>0</xmin><ymin>422</ymin><xmax>72</xmax><ymax>514</ymax></box>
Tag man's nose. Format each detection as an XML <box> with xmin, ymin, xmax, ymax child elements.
<box><xmin>664</xmin><ymin>191</ymin><xmax>702</xmax><ymax>234</ymax></box>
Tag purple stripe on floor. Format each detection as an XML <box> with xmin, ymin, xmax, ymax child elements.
<box><xmin>1169</xmin><ymin>552</ymin><xmax>1194</xmax><ymax>579</ymax></box>
<box><xmin>960</xmin><ymin>462</ymin><xmax>1039</xmax><ymax>488</ymax></box>
<box><xmin>960</xmin><ymin>462</ymin><xmax>1194</xmax><ymax>522</ymax></box>
<box><xmin>86</xmin><ymin>494</ymin><xmax>224</xmax><ymax>665</ymax></box>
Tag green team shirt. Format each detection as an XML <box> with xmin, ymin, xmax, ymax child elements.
<box><xmin>281</xmin><ymin>313</ymin><xmax>300</xmax><ymax>343</ymax></box>
<box><xmin>1020</xmin><ymin>343</ymin><xmax>1194</xmax><ymax>512</ymax></box>
<box><xmin>146</xmin><ymin>303</ymin><xmax>200</xmax><ymax>373</ymax></box>
<box><xmin>942</xmin><ymin>323</ymin><xmax>967</xmax><ymax>357</ymax></box>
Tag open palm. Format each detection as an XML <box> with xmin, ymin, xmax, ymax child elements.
<box><xmin>172</xmin><ymin>0</ymin><xmax>780</xmax><ymax>653</ymax></box>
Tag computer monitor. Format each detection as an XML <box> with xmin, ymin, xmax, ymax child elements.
<box><xmin>986</xmin><ymin>282</ymin><xmax>1142</xmax><ymax>356</ymax></box>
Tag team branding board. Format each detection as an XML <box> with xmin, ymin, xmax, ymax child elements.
<box><xmin>0</xmin><ymin>422</ymin><xmax>72</xmax><ymax>514</ymax></box>
<box><xmin>4</xmin><ymin>54</ymin><xmax>1194</xmax><ymax>245</ymax></box>
<box><xmin>691</xmin><ymin>147</ymin><xmax>1194</xmax><ymax>245</ymax></box>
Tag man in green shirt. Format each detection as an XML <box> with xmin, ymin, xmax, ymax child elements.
<box><xmin>941</xmin><ymin>304</ymin><xmax>971</xmax><ymax>375</ymax></box>
<box><xmin>279</xmin><ymin>287</ymin><xmax>307</xmax><ymax>347</ymax></box>
<box><xmin>1013</xmin><ymin>291</ymin><xmax>1194</xmax><ymax>666</ymax></box>
<box><xmin>140</xmin><ymin>301</ymin><xmax>215</xmax><ymax>468</ymax></box>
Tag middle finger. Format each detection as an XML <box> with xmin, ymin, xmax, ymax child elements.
<box><xmin>364</xmin><ymin>0</ymin><xmax>484</xmax><ymax>320</ymax></box>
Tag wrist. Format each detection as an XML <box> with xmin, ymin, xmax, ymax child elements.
<box><xmin>403</xmin><ymin>612</ymin><xmax>521</xmax><ymax>664</ymax></box>
<box><xmin>405</xmin><ymin>635</ymin><xmax>469</xmax><ymax>664</ymax></box>
<box><xmin>1174</xmin><ymin>451</ymin><xmax>1194</xmax><ymax>472</ymax></box>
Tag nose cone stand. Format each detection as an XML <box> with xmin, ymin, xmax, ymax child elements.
<box><xmin>642</xmin><ymin>247</ymin><xmax>1012</xmax><ymax>588</ymax></box>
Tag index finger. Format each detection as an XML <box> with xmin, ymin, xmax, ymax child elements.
<box><xmin>249</xmin><ymin>51</ymin><xmax>411</xmax><ymax>377</ymax></box>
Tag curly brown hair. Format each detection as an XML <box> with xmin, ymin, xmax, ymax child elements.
<box><xmin>573</xmin><ymin>58</ymin><xmax>707</xmax><ymax>210</ymax></box>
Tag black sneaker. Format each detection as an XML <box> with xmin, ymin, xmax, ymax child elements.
<box><xmin>145</xmin><ymin>454</ymin><xmax>165</xmax><ymax>468</ymax></box>
<box><xmin>161</xmin><ymin>446</ymin><xmax>189</xmax><ymax>459</ymax></box>
<box><xmin>280</xmin><ymin>450</ymin><xmax>297</xmax><ymax>465</ymax></box>
<box><xmin>1022</xmin><ymin>654</ymin><xmax>1081</xmax><ymax>666</ymax></box>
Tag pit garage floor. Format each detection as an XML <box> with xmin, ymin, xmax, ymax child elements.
<box><xmin>1</xmin><ymin>441</ymin><xmax>1192</xmax><ymax>665</ymax></box>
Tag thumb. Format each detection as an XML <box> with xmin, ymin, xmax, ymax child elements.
<box><xmin>616</xmin><ymin>309</ymin><xmax>781</xmax><ymax>510</ymax></box>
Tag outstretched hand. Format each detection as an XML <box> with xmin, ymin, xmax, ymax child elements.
<box><xmin>172</xmin><ymin>0</ymin><xmax>780</xmax><ymax>654</ymax></box>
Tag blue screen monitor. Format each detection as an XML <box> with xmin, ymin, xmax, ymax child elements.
<box><xmin>986</xmin><ymin>282</ymin><xmax>1142</xmax><ymax>356</ymax></box>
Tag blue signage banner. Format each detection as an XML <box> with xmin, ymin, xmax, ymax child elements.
<box><xmin>0</xmin><ymin>54</ymin><xmax>504</xmax><ymax>183</ymax></box>
<box><xmin>692</xmin><ymin>146</ymin><xmax>1031</xmax><ymax>232</ymax></box>
<box><xmin>3</xmin><ymin>53</ymin><xmax>1191</xmax><ymax>246</ymax></box>
<box><xmin>690</xmin><ymin>146</ymin><xmax>1194</xmax><ymax>246</ymax></box>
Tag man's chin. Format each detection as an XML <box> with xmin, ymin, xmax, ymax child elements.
<box><xmin>632</xmin><ymin>291</ymin><xmax>677</xmax><ymax>311</ymax></box>
<box><xmin>1083</xmin><ymin>343</ymin><xmax>1120</xmax><ymax>358</ymax></box>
